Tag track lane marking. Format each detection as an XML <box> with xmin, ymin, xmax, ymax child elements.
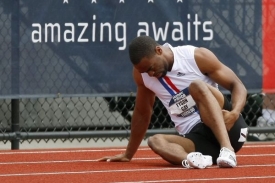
<box><xmin>0</xmin><ymin>164</ymin><xmax>275</xmax><ymax>177</ymax></box>
<box><xmin>0</xmin><ymin>153</ymin><xmax>275</xmax><ymax>165</ymax></box>
<box><xmin>0</xmin><ymin>144</ymin><xmax>274</xmax><ymax>155</ymax></box>
<box><xmin>112</xmin><ymin>176</ymin><xmax>275</xmax><ymax>183</ymax></box>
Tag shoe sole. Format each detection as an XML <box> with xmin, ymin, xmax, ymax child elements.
<box><xmin>217</xmin><ymin>158</ymin><xmax>236</xmax><ymax>168</ymax></box>
<box><xmin>187</xmin><ymin>152</ymin><xmax>213</xmax><ymax>169</ymax></box>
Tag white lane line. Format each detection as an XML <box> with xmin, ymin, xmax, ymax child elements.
<box><xmin>0</xmin><ymin>153</ymin><xmax>274</xmax><ymax>165</ymax></box>
<box><xmin>1</xmin><ymin>164</ymin><xmax>275</xmax><ymax>177</ymax></box>
<box><xmin>0</xmin><ymin>157</ymin><xmax>161</xmax><ymax>165</ymax></box>
<box><xmin>112</xmin><ymin>176</ymin><xmax>275</xmax><ymax>183</ymax></box>
<box><xmin>243</xmin><ymin>144</ymin><xmax>275</xmax><ymax>148</ymax></box>
<box><xmin>0</xmin><ymin>148</ymin><xmax>141</xmax><ymax>155</ymax></box>
<box><xmin>0</xmin><ymin>144</ymin><xmax>274</xmax><ymax>155</ymax></box>
<box><xmin>238</xmin><ymin>153</ymin><xmax>275</xmax><ymax>157</ymax></box>
<box><xmin>0</xmin><ymin>167</ymin><xmax>182</xmax><ymax>177</ymax></box>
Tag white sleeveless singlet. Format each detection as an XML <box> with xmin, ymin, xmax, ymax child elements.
<box><xmin>141</xmin><ymin>43</ymin><xmax>218</xmax><ymax>135</ymax></box>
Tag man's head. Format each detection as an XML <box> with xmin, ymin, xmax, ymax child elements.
<box><xmin>128</xmin><ymin>35</ymin><xmax>159</xmax><ymax>65</ymax></box>
<box><xmin>128</xmin><ymin>36</ymin><xmax>172</xmax><ymax>78</ymax></box>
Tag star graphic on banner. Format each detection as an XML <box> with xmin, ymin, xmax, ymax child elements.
<box><xmin>91</xmin><ymin>0</ymin><xmax>97</xmax><ymax>3</ymax></box>
<box><xmin>148</xmin><ymin>0</ymin><xmax>154</xmax><ymax>3</ymax></box>
<box><xmin>63</xmin><ymin>0</ymin><xmax>68</xmax><ymax>3</ymax></box>
<box><xmin>177</xmin><ymin>0</ymin><xmax>183</xmax><ymax>3</ymax></box>
<box><xmin>119</xmin><ymin>0</ymin><xmax>125</xmax><ymax>3</ymax></box>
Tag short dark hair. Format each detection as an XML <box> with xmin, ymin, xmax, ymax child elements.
<box><xmin>128</xmin><ymin>36</ymin><xmax>159</xmax><ymax>65</ymax></box>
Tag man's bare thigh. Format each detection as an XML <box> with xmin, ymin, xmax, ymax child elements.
<box><xmin>161</xmin><ymin>134</ymin><xmax>195</xmax><ymax>153</ymax></box>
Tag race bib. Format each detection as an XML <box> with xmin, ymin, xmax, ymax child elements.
<box><xmin>168</xmin><ymin>88</ymin><xmax>198</xmax><ymax>117</ymax></box>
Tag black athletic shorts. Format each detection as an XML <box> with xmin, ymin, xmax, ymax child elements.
<box><xmin>184</xmin><ymin>95</ymin><xmax>248</xmax><ymax>164</ymax></box>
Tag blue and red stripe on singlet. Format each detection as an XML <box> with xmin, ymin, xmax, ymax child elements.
<box><xmin>158</xmin><ymin>76</ymin><xmax>190</xmax><ymax>96</ymax></box>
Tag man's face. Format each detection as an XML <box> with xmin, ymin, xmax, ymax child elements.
<box><xmin>134</xmin><ymin>53</ymin><xmax>168</xmax><ymax>78</ymax></box>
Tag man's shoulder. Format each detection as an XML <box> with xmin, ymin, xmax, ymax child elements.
<box><xmin>177</xmin><ymin>45</ymin><xmax>197</xmax><ymax>49</ymax></box>
<box><xmin>162</xmin><ymin>43</ymin><xmax>197</xmax><ymax>50</ymax></box>
<box><xmin>174</xmin><ymin>45</ymin><xmax>197</xmax><ymax>58</ymax></box>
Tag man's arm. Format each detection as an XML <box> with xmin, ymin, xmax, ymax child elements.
<box><xmin>194</xmin><ymin>47</ymin><xmax>247</xmax><ymax>123</ymax></box>
<box><xmin>98</xmin><ymin>68</ymin><xmax>155</xmax><ymax>162</ymax></box>
<box><xmin>124</xmin><ymin>68</ymin><xmax>156</xmax><ymax>159</ymax></box>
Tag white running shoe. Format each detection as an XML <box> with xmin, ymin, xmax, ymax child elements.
<box><xmin>217</xmin><ymin>147</ymin><xmax>237</xmax><ymax>168</ymax></box>
<box><xmin>182</xmin><ymin>152</ymin><xmax>213</xmax><ymax>169</ymax></box>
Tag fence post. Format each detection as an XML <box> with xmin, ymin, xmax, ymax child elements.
<box><xmin>11</xmin><ymin>100</ymin><xmax>20</xmax><ymax>150</ymax></box>
<box><xmin>11</xmin><ymin>0</ymin><xmax>20</xmax><ymax>150</ymax></box>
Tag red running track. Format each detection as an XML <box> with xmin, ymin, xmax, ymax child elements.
<box><xmin>0</xmin><ymin>142</ymin><xmax>275</xmax><ymax>183</ymax></box>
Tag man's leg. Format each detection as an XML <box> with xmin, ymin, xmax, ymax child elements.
<box><xmin>189</xmin><ymin>80</ymin><xmax>233</xmax><ymax>151</ymax></box>
<box><xmin>147</xmin><ymin>134</ymin><xmax>194</xmax><ymax>165</ymax></box>
<box><xmin>147</xmin><ymin>133</ymin><xmax>213</xmax><ymax>169</ymax></box>
<box><xmin>188</xmin><ymin>80</ymin><xmax>236</xmax><ymax>167</ymax></box>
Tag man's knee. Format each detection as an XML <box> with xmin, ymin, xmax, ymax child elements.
<box><xmin>147</xmin><ymin>134</ymin><xmax>165</xmax><ymax>151</ymax></box>
<box><xmin>189</xmin><ymin>80</ymin><xmax>209</xmax><ymax>99</ymax></box>
<box><xmin>189</xmin><ymin>80</ymin><xmax>224</xmax><ymax>107</ymax></box>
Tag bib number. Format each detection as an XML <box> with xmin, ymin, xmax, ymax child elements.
<box><xmin>169</xmin><ymin>88</ymin><xmax>198</xmax><ymax>117</ymax></box>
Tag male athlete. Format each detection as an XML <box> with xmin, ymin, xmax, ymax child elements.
<box><xmin>99</xmin><ymin>35</ymin><xmax>248</xmax><ymax>168</ymax></box>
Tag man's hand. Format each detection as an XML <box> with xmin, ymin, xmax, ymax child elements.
<box><xmin>222</xmin><ymin>110</ymin><xmax>239</xmax><ymax>131</ymax></box>
<box><xmin>97</xmin><ymin>153</ymin><xmax>131</xmax><ymax>162</ymax></box>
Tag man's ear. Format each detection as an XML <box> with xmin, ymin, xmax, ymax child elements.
<box><xmin>155</xmin><ymin>46</ymin><xmax>162</xmax><ymax>55</ymax></box>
